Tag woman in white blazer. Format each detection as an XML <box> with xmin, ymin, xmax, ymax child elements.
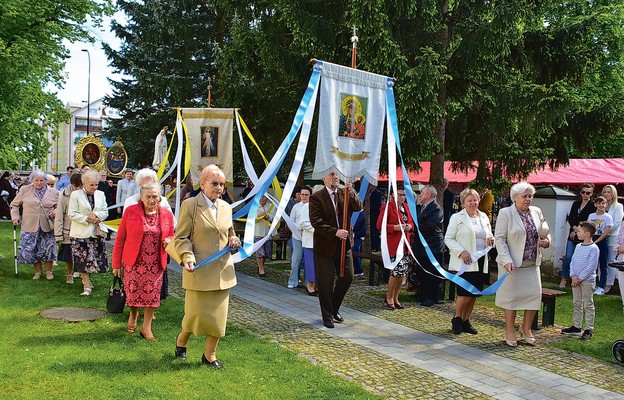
<box><xmin>495</xmin><ymin>182</ymin><xmax>550</xmax><ymax>347</ymax></box>
<box><xmin>445</xmin><ymin>188</ymin><xmax>494</xmax><ymax>335</ymax></box>
<box><xmin>68</xmin><ymin>171</ymin><xmax>109</xmax><ymax>296</ymax></box>
<box><xmin>299</xmin><ymin>186</ymin><xmax>317</xmax><ymax>295</ymax></box>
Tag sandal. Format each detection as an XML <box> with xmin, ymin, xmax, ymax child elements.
<box><xmin>45</xmin><ymin>271</ymin><xmax>54</xmax><ymax>280</ymax></box>
<box><xmin>80</xmin><ymin>287</ymin><xmax>92</xmax><ymax>296</ymax></box>
<box><xmin>66</xmin><ymin>275</ymin><xmax>74</xmax><ymax>284</ymax></box>
<box><xmin>32</xmin><ymin>272</ymin><xmax>41</xmax><ymax>280</ymax></box>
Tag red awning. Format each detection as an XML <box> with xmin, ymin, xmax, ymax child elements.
<box><xmin>379</xmin><ymin>158</ymin><xmax>624</xmax><ymax>185</ymax></box>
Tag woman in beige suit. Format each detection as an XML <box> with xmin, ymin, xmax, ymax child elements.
<box><xmin>168</xmin><ymin>165</ymin><xmax>241</xmax><ymax>369</ymax></box>
<box><xmin>11</xmin><ymin>171</ymin><xmax>59</xmax><ymax>280</ymax></box>
<box><xmin>495</xmin><ymin>182</ymin><xmax>550</xmax><ymax>347</ymax></box>
<box><xmin>445</xmin><ymin>188</ymin><xmax>494</xmax><ymax>335</ymax></box>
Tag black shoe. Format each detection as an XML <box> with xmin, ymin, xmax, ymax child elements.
<box><xmin>580</xmin><ymin>329</ymin><xmax>593</xmax><ymax>340</ymax></box>
<box><xmin>323</xmin><ymin>319</ymin><xmax>335</xmax><ymax>329</ymax></box>
<box><xmin>451</xmin><ymin>317</ymin><xmax>463</xmax><ymax>335</ymax></box>
<box><xmin>332</xmin><ymin>313</ymin><xmax>344</xmax><ymax>323</ymax></box>
<box><xmin>420</xmin><ymin>299</ymin><xmax>435</xmax><ymax>307</ymax></box>
<box><xmin>462</xmin><ymin>319</ymin><xmax>478</xmax><ymax>335</ymax></box>
<box><xmin>305</xmin><ymin>288</ymin><xmax>317</xmax><ymax>296</ymax></box>
<box><xmin>201</xmin><ymin>353</ymin><xmax>223</xmax><ymax>369</ymax></box>
<box><xmin>561</xmin><ymin>325</ymin><xmax>582</xmax><ymax>335</ymax></box>
<box><xmin>175</xmin><ymin>334</ymin><xmax>186</xmax><ymax>360</ymax></box>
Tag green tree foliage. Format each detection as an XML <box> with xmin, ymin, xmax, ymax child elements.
<box><xmin>349</xmin><ymin>0</ymin><xmax>624</xmax><ymax>190</ymax></box>
<box><xmin>103</xmin><ymin>0</ymin><xmax>225</xmax><ymax>168</ymax></box>
<box><xmin>107</xmin><ymin>0</ymin><xmax>624</xmax><ymax>189</ymax></box>
<box><xmin>0</xmin><ymin>0</ymin><xmax>109</xmax><ymax>170</ymax></box>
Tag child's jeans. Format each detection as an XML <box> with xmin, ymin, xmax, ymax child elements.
<box><xmin>572</xmin><ymin>279</ymin><xmax>596</xmax><ymax>330</ymax></box>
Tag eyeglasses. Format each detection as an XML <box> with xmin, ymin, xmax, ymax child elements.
<box><xmin>397</xmin><ymin>193</ymin><xmax>406</xmax><ymax>197</ymax></box>
<box><xmin>210</xmin><ymin>181</ymin><xmax>225</xmax><ymax>187</ymax></box>
<box><xmin>580</xmin><ymin>191</ymin><xmax>592</xmax><ymax>195</ymax></box>
<box><xmin>47</xmin><ymin>183</ymin><xmax>55</xmax><ymax>187</ymax></box>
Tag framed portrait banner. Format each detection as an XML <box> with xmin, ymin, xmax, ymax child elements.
<box><xmin>105</xmin><ymin>141</ymin><xmax>128</xmax><ymax>176</ymax></box>
<box><xmin>74</xmin><ymin>136</ymin><xmax>107</xmax><ymax>171</ymax></box>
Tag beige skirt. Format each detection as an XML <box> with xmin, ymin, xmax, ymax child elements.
<box><xmin>182</xmin><ymin>289</ymin><xmax>230</xmax><ymax>337</ymax></box>
<box><xmin>495</xmin><ymin>261</ymin><xmax>541</xmax><ymax>310</ymax></box>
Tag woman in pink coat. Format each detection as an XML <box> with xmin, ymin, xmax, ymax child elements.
<box><xmin>112</xmin><ymin>182</ymin><xmax>174</xmax><ymax>340</ymax></box>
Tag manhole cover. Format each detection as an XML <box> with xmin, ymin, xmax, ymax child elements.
<box><xmin>41</xmin><ymin>307</ymin><xmax>107</xmax><ymax>322</ymax></box>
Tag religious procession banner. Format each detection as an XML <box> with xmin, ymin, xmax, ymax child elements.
<box><xmin>179</xmin><ymin>107</ymin><xmax>234</xmax><ymax>185</ymax></box>
<box><xmin>313</xmin><ymin>61</ymin><xmax>387</xmax><ymax>184</ymax></box>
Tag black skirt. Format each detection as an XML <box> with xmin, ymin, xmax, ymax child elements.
<box><xmin>456</xmin><ymin>257</ymin><xmax>485</xmax><ymax>297</ymax></box>
<box><xmin>57</xmin><ymin>243</ymin><xmax>73</xmax><ymax>263</ymax></box>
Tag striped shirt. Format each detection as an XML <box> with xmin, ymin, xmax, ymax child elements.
<box><xmin>570</xmin><ymin>243</ymin><xmax>599</xmax><ymax>282</ymax></box>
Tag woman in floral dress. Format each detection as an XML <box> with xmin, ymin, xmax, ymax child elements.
<box><xmin>112</xmin><ymin>182</ymin><xmax>174</xmax><ymax>340</ymax></box>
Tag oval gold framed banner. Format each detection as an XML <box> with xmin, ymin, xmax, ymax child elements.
<box><xmin>74</xmin><ymin>136</ymin><xmax>107</xmax><ymax>171</ymax></box>
<box><xmin>105</xmin><ymin>141</ymin><xmax>128</xmax><ymax>176</ymax></box>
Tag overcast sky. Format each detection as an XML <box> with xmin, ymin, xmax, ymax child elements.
<box><xmin>52</xmin><ymin>13</ymin><xmax>125</xmax><ymax>105</ymax></box>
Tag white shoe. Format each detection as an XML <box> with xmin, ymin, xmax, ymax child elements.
<box><xmin>73</xmin><ymin>272</ymin><xmax>80</xmax><ymax>278</ymax></box>
<box><xmin>594</xmin><ymin>287</ymin><xmax>605</xmax><ymax>295</ymax></box>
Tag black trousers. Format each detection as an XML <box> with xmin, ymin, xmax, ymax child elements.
<box><xmin>416</xmin><ymin>251</ymin><xmax>443</xmax><ymax>302</ymax></box>
<box><xmin>314</xmin><ymin>251</ymin><xmax>354</xmax><ymax>322</ymax></box>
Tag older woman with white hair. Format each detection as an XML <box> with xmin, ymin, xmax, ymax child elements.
<box><xmin>11</xmin><ymin>171</ymin><xmax>59</xmax><ymax>279</ymax></box>
<box><xmin>495</xmin><ymin>182</ymin><xmax>550</xmax><ymax>347</ymax></box>
<box><xmin>123</xmin><ymin>168</ymin><xmax>175</xmax><ymax>300</ymax></box>
<box><xmin>123</xmin><ymin>168</ymin><xmax>174</xmax><ymax>217</ymax></box>
<box><xmin>68</xmin><ymin>170</ymin><xmax>109</xmax><ymax>296</ymax></box>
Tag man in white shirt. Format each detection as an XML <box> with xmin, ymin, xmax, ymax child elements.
<box><xmin>116</xmin><ymin>169</ymin><xmax>139</xmax><ymax>214</ymax></box>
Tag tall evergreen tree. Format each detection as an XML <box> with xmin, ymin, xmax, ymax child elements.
<box><xmin>103</xmin><ymin>0</ymin><xmax>225</xmax><ymax>167</ymax></box>
<box><xmin>347</xmin><ymin>0</ymin><xmax>624</xmax><ymax>191</ymax></box>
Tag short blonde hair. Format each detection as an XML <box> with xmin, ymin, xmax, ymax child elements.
<box><xmin>510</xmin><ymin>182</ymin><xmax>535</xmax><ymax>200</ymax></box>
<box><xmin>460</xmin><ymin>188</ymin><xmax>479</xmax><ymax>205</ymax></box>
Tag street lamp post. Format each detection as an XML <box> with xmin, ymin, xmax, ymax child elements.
<box><xmin>81</xmin><ymin>49</ymin><xmax>91</xmax><ymax>136</ymax></box>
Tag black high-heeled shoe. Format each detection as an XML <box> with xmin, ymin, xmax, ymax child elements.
<box><xmin>305</xmin><ymin>288</ymin><xmax>317</xmax><ymax>296</ymax></box>
<box><xmin>257</xmin><ymin>267</ymin><xmax>266</xmax><ymax>277</ymax></box>
<box><xmin>175</xmin><ymin>334</ymin><xmax>186</xmax><ymax>360</ymax></box>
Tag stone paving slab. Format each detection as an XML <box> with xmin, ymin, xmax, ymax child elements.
<box><xmin>166</xmin><ymin>260</ymin><xmax>624</xmax><ymax>400</ymax></box>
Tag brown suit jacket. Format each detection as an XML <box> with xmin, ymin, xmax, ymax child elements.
<box><xmin>310</xmin><ymin>187</ymin><xmax>363</xmax><ymax>257</ymax></box>
<box><xmin>11</xmin><ymin>185</ymin><xmax>59</xmax><ymax>233</ymax></box>
<box><xmin>167</xmin><ymin>194</ymin><xmax>237</xmax><ymax>292</ymax></box>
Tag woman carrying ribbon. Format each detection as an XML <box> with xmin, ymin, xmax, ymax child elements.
<box><xmin>377</xmin><ymin>183</ymin><xmax>414</xmax><ymax>310</ymax></box>
<box><xmin>444</xmin><ymin>188</ymin><xmax>494</xmax><ymax>335</ymax></box>
<box><xmin>494</xmin><ymin>182</ymin><xmax>550</xmax><ymax>347</ymax></box>
<box><xmin>167</xmin><ymin>165</ymin><xmax>241</xmax><ymax>369</ymax></box>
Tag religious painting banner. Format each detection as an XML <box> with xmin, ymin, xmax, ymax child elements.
<box><xmin>179</xmin><ymin>108</ymin><xmax>234</xmax><ymax>185</ymax></box>
<box><xmin>313</xmin><ymin>61</ymin><xmax>387</xmax><ymax>184</ymax></box>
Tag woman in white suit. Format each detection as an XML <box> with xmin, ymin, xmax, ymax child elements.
<box><xmin>445</xmin><ymin>188</ymin><xmax>494</xmax><ymax>335</ymax></box>
<box><xmin>68</xmin><ymin>170</ymin><xmax>109</xmax><ymax>296</ymax></box>
<box><xmin>495</xmin><ymin>182</ymin><xmax>550</xmax><ymax>347</ymax></box>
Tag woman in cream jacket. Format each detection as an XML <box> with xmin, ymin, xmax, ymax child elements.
<box><xmin>445</xmin><ymin>188</ymin><xmax>494</xmax><ymax>335</ymax></box>
<box><xmin>68</xmin><ymin>171</ymin><xmax>108</xmax><ymax>296</ymax></box>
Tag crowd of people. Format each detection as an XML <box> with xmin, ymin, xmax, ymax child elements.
<box><xmin>7</xmin><ymin>164</ymin><xmax>624</xmax><ymax>368</ymax></box>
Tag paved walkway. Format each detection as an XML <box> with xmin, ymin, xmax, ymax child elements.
<box><xmin>167</xmin><ymin>262</ymin><xmax>624</xmax><ymax>400</ymax></box>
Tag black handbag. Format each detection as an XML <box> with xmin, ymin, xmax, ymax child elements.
<box><xmin>106</xmin><ymin>275</ymin><xmax>126</xmax><ymax>313</ymax></box>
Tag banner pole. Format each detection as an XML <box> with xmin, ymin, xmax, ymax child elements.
<box><xmin>340</xmin><ymin>27</ymin><xmax>359</xmax><ymax>278</ymax></box>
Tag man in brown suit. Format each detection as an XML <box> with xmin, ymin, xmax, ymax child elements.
<box><xmin>310</xmin><ymin>171</ymin><xmax>363</xmax><ymax>328</ymax></box>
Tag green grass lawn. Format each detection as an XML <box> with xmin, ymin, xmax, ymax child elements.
<box><xmin>0</xmin><ymin>222</ymin><xmax>379</xmax><ymax>399</ymax></box>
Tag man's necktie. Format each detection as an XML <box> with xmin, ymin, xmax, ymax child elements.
<box><xmin>331</xmin><ymin>192</ymin><xmax>340</xmax><ymax>228</ymax></box>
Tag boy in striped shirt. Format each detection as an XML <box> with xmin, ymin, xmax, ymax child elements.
<box><xmin>562</xmin><ymin>221</ymin><xmax>598</xmax><ymax>340</ymax></box>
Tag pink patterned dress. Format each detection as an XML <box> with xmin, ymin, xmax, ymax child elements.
<box><xmin>123</xmin><ymin>213</ymin><xmax>163</xmax><ymax>308</ymax></box>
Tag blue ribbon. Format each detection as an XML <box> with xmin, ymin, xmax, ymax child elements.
<box><xmin>385</xmin><ymin>79</ymin><xmax>507</xmax><ymax>295</ymax></box>
<box><xmin>192</xmin><ymin>63</ymin><xmax>323</xmax><ymax>270</ymax></box>
<box><xmin>350</xmin><ymin>177</ymin><xmax>369</xmax><ymax>226</ymax></box>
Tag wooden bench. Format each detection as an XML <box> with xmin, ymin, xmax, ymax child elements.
<box><xmin>532</xmin><ymin>287</ymin><xmax>566</xmax><ymax>330</ymax></box>
<box><xmin>351</xmin><ymin>251</ymin><xmax>388</xmax><ymax>285</ymax></box>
